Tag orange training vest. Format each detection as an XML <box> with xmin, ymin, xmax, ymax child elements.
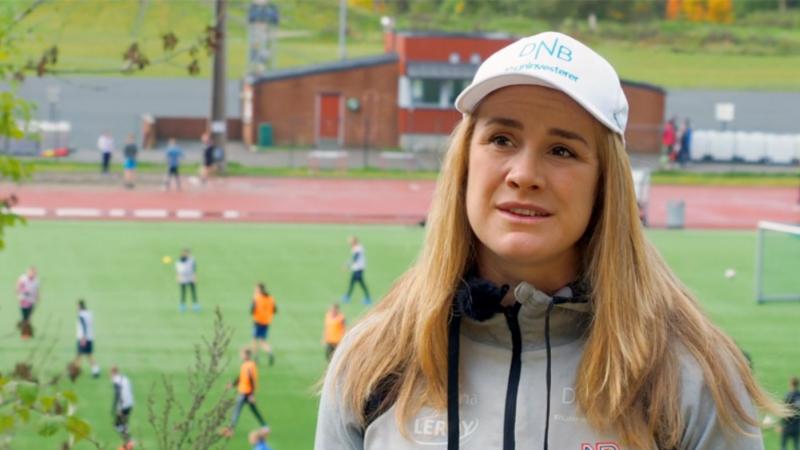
<box><xmin>237</xmin><ymin>360</ymin><xmax>258</xmax><ymax>394</ymax></box>
<box><xmin>324</xmin><ymin>311</ymin><xmax>346</xmax><ymax>344</ymax></box>
<box><xmin>253</xmin><ymin>293</ymin><xmax>275</xmax><ymax>325</ymax></box>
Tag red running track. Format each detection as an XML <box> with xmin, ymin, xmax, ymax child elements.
<box><xmin>4</xmin><ymin>178</ymin><xmax>799</xmax><ymax>229</ymax></box>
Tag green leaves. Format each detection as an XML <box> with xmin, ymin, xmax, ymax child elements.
<box><xmin>15</xmin><ymin>382</ymin><xmax>38</xmax><ymax>407</ymax></box>
<box><xmin>0</xmin><ymin>370</ymin><xmax>98</xmax><ymax>449</ymax></box>
<box><xmin>65</xmin><ymin>416</ymin><xmax>91</xmax><ymax>441</ymax></box>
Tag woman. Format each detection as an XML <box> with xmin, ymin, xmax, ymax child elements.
<box><xmin>316</xmin><ymin>31</ymin><xmax>781</xmax><ymax>449</ymax></box>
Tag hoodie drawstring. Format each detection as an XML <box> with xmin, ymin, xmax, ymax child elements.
<box><xmin>543</xmin><ymin>301</ymin><xmax>555</xmax><ymax>450</ymax></box>
<box><xmin>502</xmin><ymin>302</ymin><xmax>523</xmax><ymax>450</ymax></box>
<box><xmin>447</xmin><ymin>311</ymin><xmax>462</xmax><ymax>450</ymax></box>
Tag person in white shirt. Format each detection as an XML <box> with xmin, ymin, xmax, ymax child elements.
<box><xmin>341</xmin><ymin>236</ymin><xmax>371</xmax><ymax>305</ymax></box>
<box><xmin>73</xmin><ymin>299</ymin><xmax>100</xmax><ymax>378</ymax></box>
<box><xmin>16</xmin><ymin>266</ymin><xmax>40</xmax><ymax>334</ymax></box>
<box><xmin>111</xmin><ymin>366</ymin><xmax>134</xmax><ymax>449</ymax></box>
<box><xmin>98</xmin><ymin>131</ymin><xmax>114</xmax><ymax>174</ymax></box>
<box><xmin>175</xmin><ymin>248</ymin><xmax>200</xmax><ymax>313</ymax></box>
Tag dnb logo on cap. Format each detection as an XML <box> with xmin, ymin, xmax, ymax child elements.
<box><xmin>455</xmin><ymin>31</ymin><xmax>629</xmax><ymax>139</ymax></box>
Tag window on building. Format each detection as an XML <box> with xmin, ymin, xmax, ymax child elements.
<box><xmin>412</xmin><ymin>79</ymin><xmax>444</xmax><ymax>105</ymax></box>
<box><xmin>449</xmin><ymin>79</ymin><xmax>470</xmax><ymax>104</ymax></box>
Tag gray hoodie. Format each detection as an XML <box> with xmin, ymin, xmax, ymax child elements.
<box><xmin>316</xmin><ymin>281</ymin><xmax>763</xmax><ymax>449</ymax></box>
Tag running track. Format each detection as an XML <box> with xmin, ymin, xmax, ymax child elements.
<box><xmin>4</xmin><ymin>178</ymin><xmax>799</xmax><ymax>229</ymax></box>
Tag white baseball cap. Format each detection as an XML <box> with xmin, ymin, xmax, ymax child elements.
<box><xmin>455</xmin><ymin>31</ymin><xmax>629</xmax><ymax>137</ymax></box>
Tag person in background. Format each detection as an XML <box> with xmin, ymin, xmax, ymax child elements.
<box><xmin>322</xmin><ymin>303</ymin><xmax>345</xmax><ymax>361</ymax></box>
<box><xmin>249</xmin><ymin>427</ymin><xmax>273</xmax><ymax>450</ymax></box>
<box><xmin>16</xmin><ymin>266</ymin><xmax>39</xmax><ymax>339</ymax></box>
<box><xmin>110</xmin><ymin>366</ymin><xmax>134</xmax><ymax>450</ymax></box>
<box><xmin>678</xmin><ymin>118</ymin><xmax>693</xmax><ymax>167</ymax></box>
<box><xmin>222</xmin><ymin>348</ymin><xmax>268</xmax><ymax>437</ymax></box>
<box><xmin>783</xmin><ymin>376</ymin><xmax>800</xmax><ymax>450</ymax></box>
<box><xmin>175</xmin><ymin>248</ymin><xmax>199</xmax><ymax>313</ymax></box>
<box><xmin>73</xmin><ymin>299</ymin><xmax>101</xmax><ymax>378</ymax></box>
<box><xmin>98</xmin><ymin>131</ymin><xmax>114</xmax><ymax>174</ymax></box>
<box><xmin>251</xmin><ymin>282</ymin><xmax>277</xmax><ymax>366</ymax></box>
<box><xmin>201</xmin><ymin>132</ymin><xmax>216</xmax><ymax>184</ymax></box>
<box><xmin>661</xmin><ymin>117</ymin><xmax>676</xmax><ymax>169</ymax></box>
<box><xmin>122</xmin><ymin>134</ymin><xmax>138</xmax><ymax>189</ymax></box>
<box><xmin>164</xmin><ymin>138</ymin><xmax>184</xmax><ymax>191</ymax></box>
<box><xmin>341</xmin><ymin>236</ymin><xmax>371</xmax><ymax>305</ymax></box>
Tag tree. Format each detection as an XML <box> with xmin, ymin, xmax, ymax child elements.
<box><xmin>0</xmin><ymin>344</ymin><xmax>100</xmax><ymax>449</ymax></box>
<box><xmin>706</xmin><ymin>0</ymin><xmax>734</xmax><ymax>23</ymax></box>
<box><xmin>0</xmin><ymin>2</ymin><xmax>223</xmax><ymax>447</ymax></box>
<box><xmin>147</xmin><ymin>308</ymin><xmax>235</xmax><ymax>450</ymax></box>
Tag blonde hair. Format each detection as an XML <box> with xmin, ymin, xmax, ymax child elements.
<box><xmin>332</xmin><ymin>115</ymin><xmax>781</xmax><ymax>447</ymax></box>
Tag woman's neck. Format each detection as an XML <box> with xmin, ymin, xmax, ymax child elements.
<box><xmin>475</xmin><ymin>253</ymin><xmax>578</xmax><ymax>301</ymax></box>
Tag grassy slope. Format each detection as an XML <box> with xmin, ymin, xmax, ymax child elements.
<box><xmin>10</xmin><ymin>0</ymin><xmax>800</xmax><ymax>89</ymax></box>
<box><xmin>1</xmin><ymin>221</ymin><xmax>797</xmax><ymax>448</ymax></box>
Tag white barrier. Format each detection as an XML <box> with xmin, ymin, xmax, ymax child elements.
<box><xmin>690</xmin><ymin>130</ymin><xmax>800</xmax><ymax>164</ymax></box>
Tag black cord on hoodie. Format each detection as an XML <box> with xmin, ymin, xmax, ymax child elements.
<box><xmin>447</xmin><ymin>310</ymin><xmax>462</xmax><ymax>449</ymax></box>
<box><xmin>543</xmin><ymin>301</ymin><xmax>555</xmax><ymax>450</ymax></box>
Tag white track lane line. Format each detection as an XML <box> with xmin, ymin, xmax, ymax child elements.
<box><xmin>133</xmin><ymin>209</ymin><xmax>169</xmax><ymax>219</ymax></box>
<box><xmin>10</xmin><ymin>207</ymin><xmax>47</xmax><ymax>217</ymax></box>
<box><xmin>55</xmin><ymin>208</ymin><xmax>102</xmax><ymax>218</ymax></box>
<box><xmin>223</xmin><ymin>210</ymin><xmax>241</xmax><ymax>219</ymax></box>
<box><xmin>176</xmin><ymin>209</ymin><xmax>203</xmax><ymax>219</ymax></box>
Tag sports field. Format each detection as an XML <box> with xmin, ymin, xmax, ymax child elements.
<box><xmin>1</xmin><ymin>220</ymin><xmax>798</xmax><ymax>449</ymax></box>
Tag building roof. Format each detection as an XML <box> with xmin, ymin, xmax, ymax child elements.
<box><xmin>251</xmin><ymin>53</ymin><xmax>399</xmax><ymax>85</ymax></box>
<box><xmin>620</xmin><ymin>79</ymin><xmax>666</xmax><ymax>94</ymax></box>
<box><xmin>406</xmin><ymin>61</ymin><xmax>479</xmax><ymax>79</ymax></box>
<box><xmin>395</xmin><ymin>30</ymin><xmax>516</xmax><ymax>40</ymax></box>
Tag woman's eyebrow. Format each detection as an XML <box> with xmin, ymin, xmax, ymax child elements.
<box><xmin>484</xmin><ymin>117</ymin><xmax>524</xmax><ymax>130</ymax></box>
<box><xmin>548</xmin><ymin>127</ymin><xmax>588</xmax><ymax>146</ymax></box>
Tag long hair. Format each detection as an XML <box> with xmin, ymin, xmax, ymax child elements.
<box><xmin>332</xmin><ymin>115</ymin><xmax>781</xmax><ymax>446</ymax></box>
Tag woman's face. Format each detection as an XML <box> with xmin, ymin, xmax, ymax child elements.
<box><xmin>465</xmin><ymin>85</ymin><xmax>600</xmax><ymax>288</ymax></box>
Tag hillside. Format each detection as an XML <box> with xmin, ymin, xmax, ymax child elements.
<box><xmin>8</xmin><ymin>0</ymin><xmax>800</xmax><ymax>89</ymax></box>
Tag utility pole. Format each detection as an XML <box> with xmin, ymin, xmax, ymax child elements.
<box><xmin>338</xmin><ymin>0</ymin><xmax>347</xmax><ymax>60</ymax></box>
<box><xmin>211</xmin><ymin>0</ymin><xmax>227</xmax><ymax>171</ymax></box>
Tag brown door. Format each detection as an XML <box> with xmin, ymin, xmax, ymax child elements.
<box><xmin>317</xmin><ymin>93</ymin><xmax>341</xmax><ymax>145</ymax></box>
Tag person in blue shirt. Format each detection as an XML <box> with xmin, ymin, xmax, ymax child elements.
<box><xmin>249</xmin><ymin>427</ymin><xmax>272</xmax><ymax>450</ymax></box>
<box><xmin>165</xmin><ymin>138</ymin><xmax>184</xmax><ymax>191</ymax></box>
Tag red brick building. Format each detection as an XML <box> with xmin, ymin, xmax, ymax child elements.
<box><xmin>243</xmin><ymin>31</ymin><xmax>665</xmax><ymax>153</ymax></box>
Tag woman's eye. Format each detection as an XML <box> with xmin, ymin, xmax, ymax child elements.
<box><xmin>550</xmin><ymin>145</ymin><xmax>575</xmax><ymax>158</ymax></box>
<box><xmin>489</xmin><ymin>135</ymin><xmax>513</xmax><ymax>147</ymax></box>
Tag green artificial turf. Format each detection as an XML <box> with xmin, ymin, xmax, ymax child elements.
<box><xmin>1</xmin><ymin>222</ymin><xmax>797</xmax><ymax>448</ymax></box>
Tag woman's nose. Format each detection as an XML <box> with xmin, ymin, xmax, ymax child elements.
<box><xmin>505</xmin><ymin>149</ymin><xmax>544</xmax><ymax>191</ymax></box>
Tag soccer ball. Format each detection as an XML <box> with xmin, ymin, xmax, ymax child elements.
<box><xmin>724</xmin><ymin>268</ymin><xmax>736</xmax><ymax>279</ymax></box>
<box><xmin>162</xmin><ymin>256</ymin><xmax>173</xmax><ymax>264</ymax></box>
